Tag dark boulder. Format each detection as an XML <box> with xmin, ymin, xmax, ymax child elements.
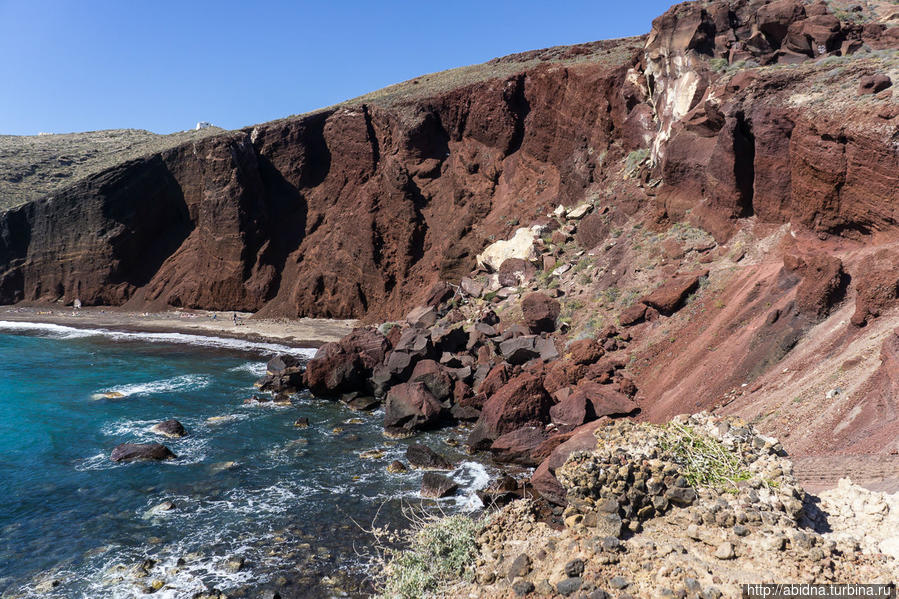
<box><xmin>859</xmin><ymin>74</ymin><xmax>892</xmax><ymax>95</ymax></box>
<box><xmin>521</xmin><ymin>292</ymin><xmax>561</xmax><ymax>333</ymax></box>
<box><xmin>406</xmin><ymin>444</ymin><xmax>455</xmax><ymax>470</ymax></box>
<box><xmin>110</xmin><ymin>443</ymin><xmax>176</xmax><ymax>463</ymax></box>
<box><xmin>303</xmin><ymin>347</ymin><xmax>364</xmax><ymax>397</ymax></box>
<box><xmin>409</xmin><ymin>360</ymin><xmax>454</xmax><ymax>401</ymax></box>
<box><xmin>489</xmin><ymin>426</ymin><xmax>551</xmax><ymax>465</ymax></box>
<box><xmin>550</xmin><ymin>393</ymin><xmax>597</xmax><ymax>428</ymax></box>
<box><xmin>406</xmin><ymin>305</ymin><xmax>439</xmax><ymax>328</ymax></box>
<box><xmin>149</xmin><ymin>419</ymin><xmax>187</xmax><ymax>438</ymax></box>
<box><xmin>384</xmin><ymin>382</ymin><xmax>444</xmax><ymax>432</ymax></box>
<box><xmin>639</xmin><ymin>271</ymin><xmax>707</xmax><ymax>315</ymax></box>
<box><xmin>266</xmin><ymin>354</ymin><xmax>302</xmax><ymax>375</ymax></box>
<box><xmin>467</xmin><ymin>373</ymin><xmax>552</xmax><ymax>450</ymax></box>
<box><xmin>421</xmin><ymin>472</ymin><xmax>459</xmax><ymax>498</ymax></box>
<box><xmin>567</xmin><ymin>338</ymin><xmax>603</xmax><ymax>365</ymax></box>
<box><xmin>499</xmin><ymin>335</ymin><xmax>541</xmax><ymax>365</ymax></box>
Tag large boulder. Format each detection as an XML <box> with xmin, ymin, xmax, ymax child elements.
<box><xmin>421</xmin><ymin>472</ymin><xmax>459</xmax><ymax>498</ymax></box>
<box><xmin>303</xmin><ymin>327</ymin><xmax>390</xmax><ymax>397</ymax></box>
<box><xmin>575</xmin><ymin>381</ymin><xmax>639</xmax><ymax>418</ymax></box>
<box><xmin>550</xmin><ymin>393</ymin><xmax>597</xmax><ymax>428</ymax></box>
<box><xmin>498</xmin><ymin>258</ymin><xmax>537</xmax><ymax>287</ymax></box>
<box><xmin>521</xmin><ymin>292</ymin><xmax>561</xmax><ymax>333</ymax></box>
<box><xmin>149</xmin><ymin>419</ymin><xmax>187</xmax><ymax>438</ymax></box>
<box><xmin>303</xmin><ymin>346</ymin><xmax>365</xmax><ymax>397</ymax></box>
<box><xmin>266</xmin><ymin>354</ymin><xmax>302</xmax><ymax>375</ymax></box>
<box><xmin>757</xmin><ymin>0</ymin><xmax>806</xmax><ymax>47</ymax></box>
<box><xmin>783</xmin><ymin>253</ymin><xmax>846</xmax><ymax>319</ymax></box>
<box><xmin>406</xmin><ymin>305</ymin><xmax>439</xmax><ymax>328</ymax></box>
<box><xmin>384</xmin><ymin>382</ymin><xmax>445</xmax><ymax>432</ymax></box>
<box><xmin>567</xmin><ymin>338</ymin><xmax>603</xmax><ymax>365</ymax></box>
<box><xmin>530</xmin><ymin>420</ymin><xmax>607</xmax><ymax>505</ymax></box>
<box><xmin>110</xmin><ymin>443</ymin><xmax>176</xmax><ymax>463</ymax></box>
<box><xmin>640</xmin><ymin>271</ymin><xmax>707</xmax><ymax>315</ymax></box>
<box><xmin>406</xmin><ymin>444</ymin><xmax>455</xmax><ymax>470</ymax></box>
<box><xmin>489</xmin><ymin>426</ymin><xmax>550</xmax><ymax>466</ymax></box>
<box><xmin>499</xmin><ymin>335</ymin><xmax>541</xmax><ymax>365</ymax></box>
<box><xmin>340</xmin><ymin>328</ymin><xmax>390</xmax><ymax>368</ymax></box>
<box><xmin>476</xmin><ymin>225</ymin><xmax>543</xmax><ymax>271</ymax></box>
<box><xmin>467</xmin><ymin>373</ymin><xmax>553</xmax><ymax>450</ymax></box>
<box><xmin>851</xmin><ymin>250</ymin><xmax>899</xmax><ymax>326</ymax></box>
<box><xmin>409</xmin><ymin>360</ymin><xmax>454</xmax><ymax>401</ymax></box>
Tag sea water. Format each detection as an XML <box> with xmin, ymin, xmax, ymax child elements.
<box><xmin>0</xmin><ymin>322</ymin><xmax>490</xmax><ymax>598</ymax></box>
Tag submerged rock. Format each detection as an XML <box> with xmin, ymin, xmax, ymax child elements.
<box><xmin>110</xmin><ymin>443</ymin><xmax>176</xmax><ymax>463</ymax></box>
<box><xmin>149</xmin><ymin>419</ymin><xmax>187</xmax><ymax>438</ymax></box>
<box><xmin>405</xmin><ymin>444</ymin><xmax>454</xmax><ymax>470</ymax></box>
<box><xmin>420</xmin><ymin>472</ymin><xmax>459</xmax><ymax>498</ymax></box>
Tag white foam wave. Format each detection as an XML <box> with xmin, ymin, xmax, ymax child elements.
<box><xmin>0</xmin><ymin>320</ymin><xmax>95</xmax><ymax>338</ymax></box>
<box><xmin>95</xmin><ymin>374</ymin><xmax>212</xmax><ymax>398</ymax></box>
<box><xmin>452</xmin><ymin>461</ymin><xmax>491</xmax><ymax>511</ymax></box>
<box><xmin>0</xmin><ymin>320</ymin><xmax>316</xmax><ymax>357</ymax></box>
<box><xmin>227</xmin><ymin>361</ymin><xmax>268</xmax><ymax>377</ymax></box>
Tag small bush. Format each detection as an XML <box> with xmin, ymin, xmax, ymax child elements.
<box><xmin>624</xmin><ymin>148</ymin><xmax>650</xmax><ymax>176</ymax></box>
<box><xmin>377</xmin><ymin>514</ymin><xmax>482</xmax><ymax>599</ymax></box>
<box><xmin>659</xmin><ymin>423</ymin><xmax>751</xmax><ymax>492</ymax></box>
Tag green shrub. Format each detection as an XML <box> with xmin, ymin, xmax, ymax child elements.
<box><xmin>659</xmin><ymin>423</ymin><xmax>751</xmax><ymax>492</ymax></box>
<box><xmin>378</xmin><ymin>514</ymin><xmax>482</xmax><ymax>599</ymax></box>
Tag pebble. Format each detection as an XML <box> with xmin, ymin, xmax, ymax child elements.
<box><xmin>714</xmin><ymin>541</ymin><xmax>735</xmax><ymax>560</ymax></box>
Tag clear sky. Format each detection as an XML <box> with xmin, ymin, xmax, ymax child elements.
<box><xmin>0</xmin><ymin>0</ymin><xmax>675</xmax><ymax>136</ymax></box>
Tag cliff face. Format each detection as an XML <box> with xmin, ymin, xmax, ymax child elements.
<box><xmin>0</xmin><ymin>0</ymin><xmax>896</xmax><ymax>323</ymax></box>
<box><xmin>0</xmin><ymin>39</ymin><xmax>646</xmax><ymax>319</ymax></box>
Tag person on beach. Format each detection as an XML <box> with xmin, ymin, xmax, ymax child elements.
<box><xmin>73</xmin><ymin>298</ymin><xmax>81</xmax><ymax>316</ymax></box>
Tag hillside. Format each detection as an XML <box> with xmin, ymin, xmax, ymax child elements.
<box><xmin>0</xmin><ymin>127</ymin><xmax>224</xmax><ymax>210</ymax></box>
<box><xmin>1</xmin><ymin>0</ymin><xmax>899</xmax><ymax>460</ymax></box>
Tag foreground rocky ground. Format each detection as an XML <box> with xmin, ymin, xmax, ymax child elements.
<box><xmin>433</xmin><ymin>415</ymin><xmax>898</xmax><ymax>598</ymax></box>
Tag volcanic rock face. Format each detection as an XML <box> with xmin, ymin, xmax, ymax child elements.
<box><xmin>1</xmin><ymin>1</ymin><xmax>896</xmax><ymax>325</ymax></box>
<box><xmin>0</xmin><ymin>39</ymin><xmax>645</xmax><ymax>319</ymax></box>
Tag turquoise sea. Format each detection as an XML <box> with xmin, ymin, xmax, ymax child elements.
<box><xmin>0</xmin><ymin>322</ymin><xmax>489</xmax><ymax>598</ymax></box>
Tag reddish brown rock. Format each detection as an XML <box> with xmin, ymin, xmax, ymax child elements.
<box><xmin>850</xmin><ymin>251</ymin><xmax>899</xmax><ymax>327</ymax></box>
<box><xmin>467</xmin><ymin>372</ymin><xmax>552</xmax><ymax>450</ymax></box>
<box><xmin>619</xmin><ymin>303</ymin><xmax>647</xmax><ymax>326</ymax></box>
<box><xmin>859</xmin><ymin>74</ymin><xmax>892</xmax><ymax>96</ymax></box>
<box><xmin>409</xmin><ymin>359</ymin><xmax>454</xmax><ymax>401</ymax></box>
<box><xmin>384</xmin><ymin>382</ymin><xmax>444</xmax><ymax>432</ymax></box>
<box><xmin>783</xmin><ymin>253</ymin><xmax>846</xmax><ymax>319</ymax></box>
<box><xmin>475</xmin><ymin>362</ymin><xmax>512</xmax><ymax>396</ymax></box>
<box><xmin>304</xmin><ymin>327</ymin><xmax>389</xmax><ymax>397</ymax></box>
<box><xmin>575</xmin><ymin>381</ymin><xmax>638</xmax><ymax>418</ymax></box>
<box><xmin>489</xmin><ymin>426</ymin><xmax>551</xmax><ymax>466</ymax></box>
<box><xmin>567</xmin><ymin>338</ymin><xmax>604</xmax><ymax>365</ymax></box>
<box><xmin>521</xmin><ymin>292</ymin><xmax>561</xmax><ymax>333</ymax></box>
<box><xmin>543</xmin><ymin>360</ymin><xmax>588</xmax><ymax>395</ymax></box>
<box><xmin>549</xmin><ymin>392</ymin><xmax>597</xmax><ymax>428</ymax></box>
<box><xmin>531</xmin><ymin>420</ymin><xmax>607</xmax><ymax>505</ymax></box>
<box><xmin>576</xmin><ymin>212</ymin><xmax>610</xmax><ymax>250</ymax></box>
<box><xmin>498</xmin><ymin>258</ymin><xmax>537</xmax><ymax>287</ymax></box>
<box><xmin>639</xmin><ymin>271</ymin><xmax>707</xmax><ymax>315</ymax></box>
<box><xmin>303</xmin><ymin>346</ymin><xmax>364</xmax><ymax>398</ymax></box>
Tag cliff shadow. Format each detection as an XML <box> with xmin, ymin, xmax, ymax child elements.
<box><xmin>101</xmin><ymin>156</ymin><xmax>193</xmax><ymax>288</ymax></box>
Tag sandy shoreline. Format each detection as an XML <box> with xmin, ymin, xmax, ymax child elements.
<box><xmin>0</xmin><ymin>305</ymin><xmax>357</xmax><ymax>349</ymax></box>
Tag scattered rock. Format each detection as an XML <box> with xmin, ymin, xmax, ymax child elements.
<box><xmin>384</xmin><ymin>382</ymin><xmax>444</xmax><ymax>432</ymax></box>
<box><xmin>110</xmin><ymin>443</ymin><xmax>176</xmax><ymax>463</ymax></box>
<box><xmin>405</xmin><ymin>444</ymin><xmax>454</xmax><ymax>470</ymax></box>
<box><xmin>420</xmin><ymin>472</ymin><xmax>458</xmax><ymax>498</ymax></box>
<box><xmin>149</xmin><ymin>419</ymin><xmax>186</xmax><ymax>438</ymax></box>
<box><xmin>521</xmin><ymin>292</ymin><xmax>561</xmax><ymax>333</ymax></box>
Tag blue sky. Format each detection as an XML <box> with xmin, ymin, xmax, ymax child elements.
<box><xmin>0</xmin><ymin>1</ymin><xmax>675</xmax><ymax>135</ymax></box>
